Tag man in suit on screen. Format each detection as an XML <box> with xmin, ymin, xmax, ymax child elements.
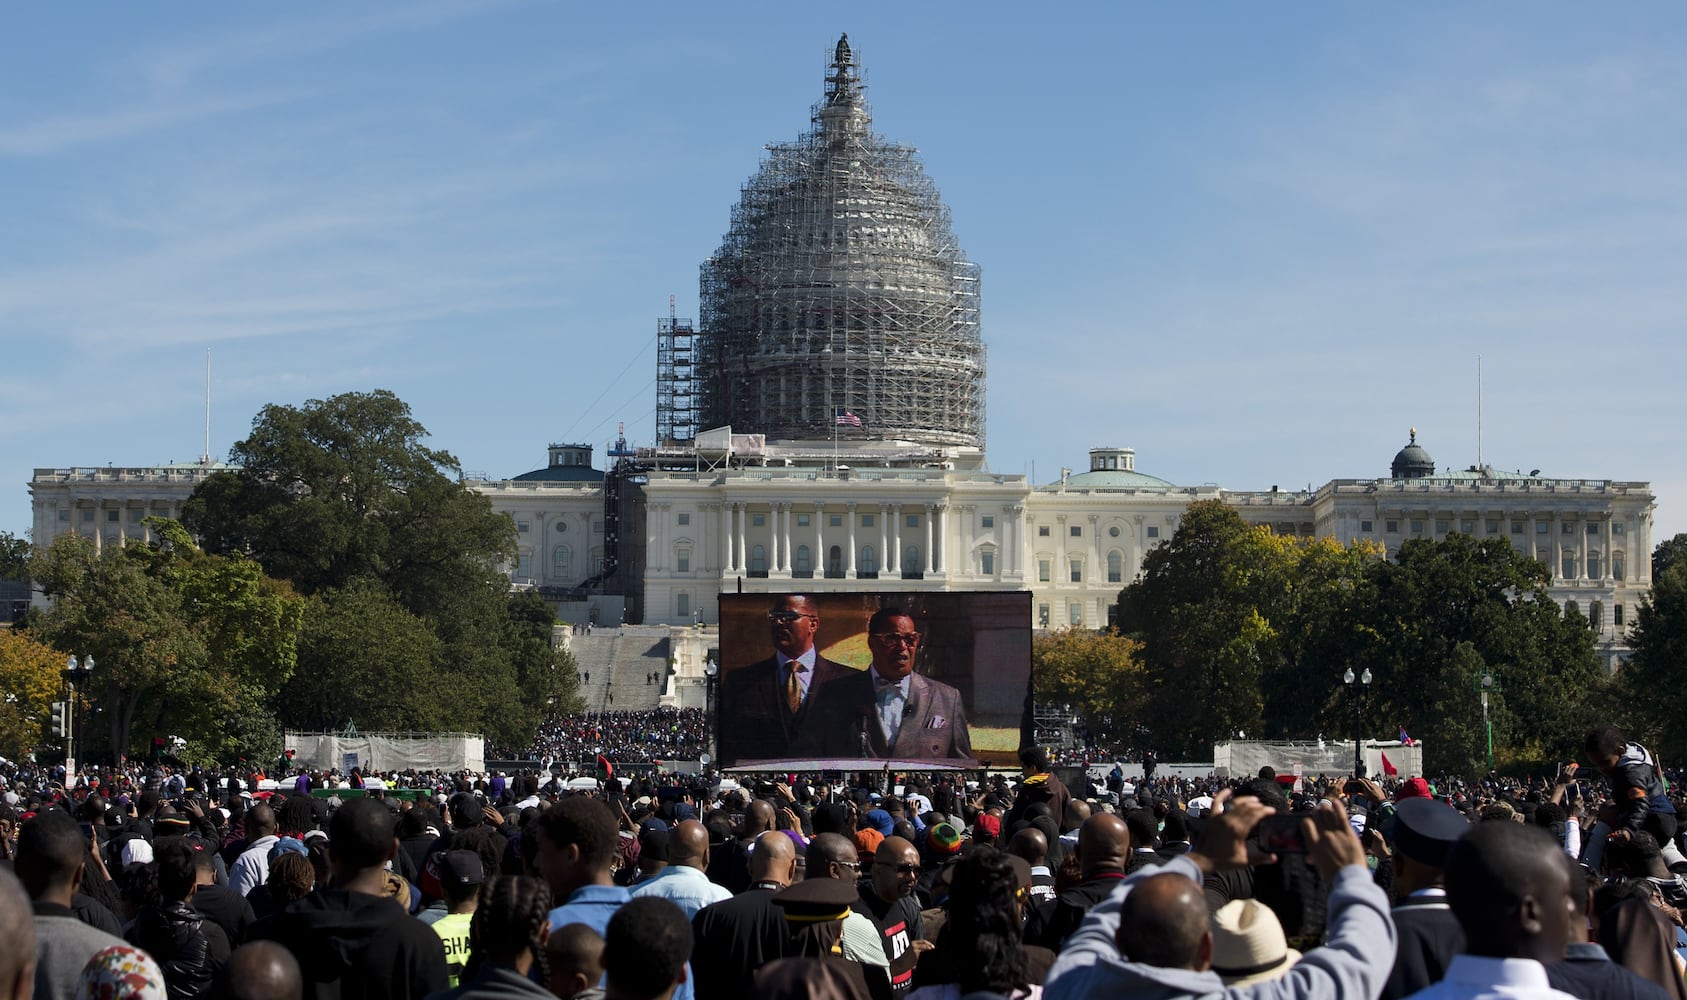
<box><xmin>718</xmin><ymin>594</ymin><xmax>853</xmax><ymax>764</ymax></box>
<box><xmin>799</xmin><ymin>608</ymin><xmax>973</xmax><ymax>763</ymax></box>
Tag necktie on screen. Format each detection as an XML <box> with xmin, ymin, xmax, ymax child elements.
<box><xmin>786</xmin><ymin>664</ymin><xmax>807</xmax><ymax>715</ymax></box>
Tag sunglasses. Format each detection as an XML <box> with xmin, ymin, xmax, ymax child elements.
<box><xmin>869</xmin><ymin>633</ymin><xmax>921</xmax><ymax>646</ymax></box>
<box><xmin>767</xmin><ymin>611</ymin><xmax>817</xmax><ymax>623</ymax></box>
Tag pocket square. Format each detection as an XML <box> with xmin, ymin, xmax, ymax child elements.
<box><xmin>926</xmin><ymin>715</ymin><xmax>948</xmax><ymax>729</ymax></box>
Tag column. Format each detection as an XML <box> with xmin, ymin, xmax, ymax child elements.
<box><xmin>934</xmin><ymin>504</ymin><xmax>947</xmax><ymax>573</ymax></box>
<box><xmin>734</xmin><ymin>504</ymin><xmax>746</xmax><ymax>573</ymax></box>
<box><xmin>1576</xmin><ymin>515</ymin><xmax>1587</xmax><ymax>581</ymax></box>
<box><xmin>1089</xmin><ymin>514</ymin><xmax>1102</xmax><ymax>579</ymax></box>
<box><xmin>891</xmin><ymin>504</ymin><xmax>903</xmax><ymax>577</ymax></box>
<box><xmin>719</xmin><ymin>503</ymin><xmax>731</xmax><ymax>573</ymax></box>
<box><xmin>814</xmin><ymin>503</ymin><xmax>824</xmax><ymax>576</ymax></box>
<box><xmin>780</xmin><ymin>503</ymin><xmax>793</xmax><ymax>574</ymax></box>
<box><xmin>847</xmin><ymin>503</ymin><xmax>858</xmax><ymax>576</ymax></box>
<box><xmin>925</xmin><ymin>505</ymin><xmax>936</xmax><ymax>573</ymax></box>
<box><xmin>880</xmin><ymin>504</ymin><xmax>891</xmax><ymax>576</ymax></box>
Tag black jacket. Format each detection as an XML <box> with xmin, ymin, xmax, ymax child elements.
<box><xmin>1023</xmin><ymin>874</ymin><xmax>1125</xmax><ymax>951</ymax></box>
<box><xmin>422</xmin><ymin>964</ymin><xmax>555</xmax><ymax>1000</ymax></box>
<box><xmin>691</xmin><ymin>886</ymin><xmax>789</xmax><ymax>998</ymax></box>
<box><xmin>256</xmin><ymin>887</ymin><xmax>448</xmax><ymax>1000</ymax></box>
<box><xmin>127</xmin><ymin>901</ymin><xmax>231</xmax><ymax>1000</ymax></box>
<box><xmin>1381</xmin><ymin>893</ymin><xmax>1463</xmax><ymax>1000</ymax></box>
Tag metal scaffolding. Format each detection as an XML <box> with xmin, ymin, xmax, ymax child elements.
<box><xmin>697</xmin><ymin>34</ymin><xmax>985</xmax><ymax>448</ymax></box>
<box><xmin>656</xmin><ymin>297</ymin><xmax>699</xmax><ymax>445</ymax></box>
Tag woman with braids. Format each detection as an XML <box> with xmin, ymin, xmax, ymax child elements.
<box><xmin>426</xmin><ymin>874</ymin><xmax>555</xmax><ymax>999</ymax></box>
<box><xmin>908</xmin><ymin>847</ymin><xmax>1048</xmax><ymax>999</ymax></box>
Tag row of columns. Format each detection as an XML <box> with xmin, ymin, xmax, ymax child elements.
<box><xmin>712</xmin><ymin>500</ymin><xmax>962</xmax><ymax>579</ymax></box>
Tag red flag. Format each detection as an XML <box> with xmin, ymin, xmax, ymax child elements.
<box><xmin>596</xmin><ymin>754</ymin><xmax>613</xmax><ymax>783</ymax></box>
<box><xmin>1380</xmin><ymin>752</ymin><xmax>1399</xmax><ymax>777</ymax></box>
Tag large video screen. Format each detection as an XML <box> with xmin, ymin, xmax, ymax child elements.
<box><xmin>715</xmin><ymin>592</ymin><xmax>1031</xmax><ymax>770</ymax></box>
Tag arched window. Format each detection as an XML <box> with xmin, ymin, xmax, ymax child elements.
<box><xmin>751</xmin><ymin>544</ymin><xmax>767</xmax><ymax>573</ymax></box>
<box><xmin>1587</xmin><ymin>551</ymin><xmax>1601</xmax><ymax>580</ymax></box>
<box><xmin>553</xmin><ymin>546</ymin><xmax>572</xmax><ymax>578</ymax></box>
<box><xmin>860</xmin><ymin>545</ymin><xmax>877</xmax><ymax>574</ymax></box>
<box><xmin>903</xmin><ymin>545</ymin><xmax>921</xmax><ymax>574</ymax></box>
<box><xmin>1561</xmin><ymin>552</ymin><xmax>1577</xmax><ymax>580</ymax></box>
<box><xmin>1589</xmin><ymin>600</ymin><xmax>1603</xmax><ymax>630</ymax></box>
<box><xmin>795</xmin><ymin>545</ymin><xmax>812</xmax><ymax>573</ymax></box>
<box><xmin>1613</xmin><ymin>551</ymin><xmax>1626</xmax><ymax>582</ymax></box>
<box><xmin>827</xmin><ymin>545</ymin><xmax>843</xmax><ymax>577</ymax></box>
<box><xmin>1107</xmin><ymin>551</ymin><xmax>1123</xmax><ymax>584</ymax></box>
<box><xmin>1565</xmin><ymin>599</ymin><xmax>1580</xmax><ymax>619</ymax></box>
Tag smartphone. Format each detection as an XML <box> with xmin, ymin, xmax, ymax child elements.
<box><xmin>1253</xmin><ymin>814</ymin><xmax>1308</xmax><ymax>854</ymax></box>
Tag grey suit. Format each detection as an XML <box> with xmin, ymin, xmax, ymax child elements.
<box><xmin>798</xmin><ymin>669</ymin><xmax>973</xmax><ymax>763</ymax></box>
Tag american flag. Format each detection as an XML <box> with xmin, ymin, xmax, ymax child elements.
<box><xmin>834</xmin><ymin>408</ymin><xmax>863</xmax><ymax>428</ymax></box>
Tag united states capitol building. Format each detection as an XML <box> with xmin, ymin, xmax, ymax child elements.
<box><xmin>27</xmin><ymin>37</ymin><xmax>1656</xmax><ymax>676</ymax></box>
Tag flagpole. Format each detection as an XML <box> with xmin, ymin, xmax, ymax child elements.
<box><xmin>832</xmin><ymin>410</ymin><xmax>839</xmax><ymax>475</ymax></box>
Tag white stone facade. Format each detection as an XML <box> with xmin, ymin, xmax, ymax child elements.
<box><xmin>29</xmin><ymin>462</ymin><xmax>233</xmax><ymax>556</ymax></box>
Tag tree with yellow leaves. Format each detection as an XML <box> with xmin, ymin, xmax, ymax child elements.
<box><xmin>0</xmin><ymin>628</ymin><xmax>65</xmax><ymax>760</ymax></box>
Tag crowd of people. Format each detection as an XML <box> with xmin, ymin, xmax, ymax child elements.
<box><xmin>489</xmin><ymin>709</ymin><xmax>710</xmax><ymax>765</ymax></box>
<box><xmin>2</xmin><ymin>726</ymin><xmax>1686</xmax><ymax>999</ymax></box>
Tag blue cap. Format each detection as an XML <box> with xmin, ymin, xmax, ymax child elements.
<box><xmin>865</xmin><ymin>809</ymin><xmax>895</xmax><ymax>836</ymax></box>
<box><xmin>1393</xmin><ymin>798</ymin><xmax>1469</xmax><ymax>868</ymax></box>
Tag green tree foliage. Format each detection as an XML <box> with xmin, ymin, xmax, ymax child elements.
<box><xmin>0</xmin><ymin>629</ymin><xmax>64</xmax><ymax>760</ymax></box>
<box><xmin>28</xmin><ymin>524</ymin><xmax>304</xmax><ymax>763</ymax></box>
<box><xmin>1116</xmin><ymin>500</ymin><xmax>1603</xmax><ymax>774</ymax></box>
<box><xmin>0</xmin><ymin>530</ymin><xmax>29</xmax><ymax>581</ymax></box>
<box><xmin>1032</xmin><ymin>628</ymin><xmax>1144</xmax><ymax>744</ymax></box>
<box><xmin>184</xmin><ymin>390</ymin><xmax>569</xmax><ymax>748</ymax></box>
<box><xmin>1653</xmin><ymin>533</ymin><xmax>1687</xmax><ymax>581</ymax></box>
<box><xmin>1617</xmin><ymin>556</ymin><xmax>1687</xmax><ymax>760</ymax></box>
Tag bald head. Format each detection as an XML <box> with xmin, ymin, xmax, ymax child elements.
<box><xmin>1064</xmin><ymin>799</ymin><xmax>1092</xmax><ymax>832</ymax></box>
<box><xmin>745</xmin><ymin>799</ymin><xmax>776</xmax><ymax>836</ymax></box>
<box><xmin>0</xmin><ymin>867</ymin><xmax>35</xmax><ymax>1000</ymax></box>
<box><xmin>224</xmin><ymin>941</ymin><xmax>303</xmax><ymax>1000</ymax></box>
<box><xmin>806</xmin><ymin>833</ymin><xmax>858</xmax><ymax>880</ymax></box>
<box><xmin>872</xmin><ymin>836</ymin><xmax>919</xmax><ymax>903</ymax></box>
<box><xmin>1009</xmin><ymin>827</ymin><xmax>1048</xmax><ymax>866</ymax></box>
<box><xmin>749</xmin><ymin>831</ymin><xmax>797</xmax><ymax>886</ymax></box>
<box><xmin>1118</xmin><ymin>872</ymin><xmax>1210</xmax><ymax>971</ymax></box>
<box><xmin>1446</xmin><ymin>821</ymin><xmax>1572</xmax><ymax>964</ymax></box>
<box><xmin>247</xmin><ymin>803</ymin><xmax>277</xmax><ymax>838</ymax></box>
<box><xmin>670</xmin><ymin>820</ymin><xmax>711</xmax><ymax>869</ymax></box>
<box><xmin>1078</xmin><ymin>813</ymin><xmax>1131</xmax><ymax>877</ymax></box>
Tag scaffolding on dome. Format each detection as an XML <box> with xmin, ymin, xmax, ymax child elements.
<box><xmin>697</xmin><ymin>34</ymin><xmax>985</xmax><ymax>449</ymax></box>
<box><xmin>656</xmin><ymin>296</ymin><xmax>699</xmax><ymax>445</ymax></box>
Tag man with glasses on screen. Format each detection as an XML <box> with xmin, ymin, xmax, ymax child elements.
<box><xmin>800</xmin><ymin>608</ymin><xmax>973</xmax><ymax>763</ymax></box>
<box><xmin>719</xmin><ymin>594</ymin><xmax>853</xmax><ymax>764</ymax></box>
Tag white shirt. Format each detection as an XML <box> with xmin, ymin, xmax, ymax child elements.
<box><xmin>1403</xmin><ymin>955</ymin><xmax>1580</xmax><ymax>1000</ymax></box>
<box><xmin>229</xmin><ymin>834</ymin><xmax>280</xmax><ymax>898</ymax></box>
<box><xmin>869</xmin><ymin>666</ymin><xmax>910</xmax><ymax>746</ymax></box>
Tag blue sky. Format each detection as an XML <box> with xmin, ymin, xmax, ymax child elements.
<box><xmin>4</xmin><ymin>4</ymin><xmax>1685</xmax><ymax>545</ymax></box>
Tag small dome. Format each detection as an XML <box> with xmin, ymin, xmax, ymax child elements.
<box><xmin>1390</xmin><ymin>428</ymin><xmax>1435</xmax><ymax>479</ymax></box>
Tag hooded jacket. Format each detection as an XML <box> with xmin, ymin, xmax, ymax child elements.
<box><xmin>259</xmin><ymin>887</ymin><xmax>448</xmax><ymax>1000</ymax></box>
<box><xmin>1610</xmin><ymin>743</ymin><xmax>1676</xmax><ymax>833</ymax></box>
<box><xmin>127</xmin><ymin>900</ymin><xmax>230</xmax><ymax>1000</ymax></box>
<box><xmin>1045</xmin><ymin>855</ymin><xmax>1394</xmax><ymax>1000</ymax></box>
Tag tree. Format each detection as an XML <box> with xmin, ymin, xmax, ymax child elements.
<box><xmin>1618</xmin><ymin>558</ymin><xmax>1687</xmax><ymax>760</ymax></box>
<box><xmin>1653</xmin><ymin>533</ymin><xmax>1687</xmax><ymax>581</ymax></box>
<box><xmin>276</xmin><ymin>580</ymin><xmax>446</xmax><ymax>733</ymax></box>
<box><xmin>0</xmin><ymin>530</ymin><xmax>29</xmax><ymax>581</ymax></box>
<box><xmin>182</xmin><ymin>389</ymin><xmax>516</xmax><ymax>608</ymax></box>
<box><xmin>1032</xmin><ymin>628</ymin><xmax>1145</xmax><ymax>746</ymax></box>
<box><xmin>29</xmin><ymin>523</ymin><xmax>305</xmax><ymax>763</ymax></box>
<box><xmin>0</xmin><ymin>629</ymin><xmax>64</xmax><ymax>760</ymax></box>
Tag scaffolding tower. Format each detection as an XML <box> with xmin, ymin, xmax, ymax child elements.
<box><xmin>697</xmin><ymin>34</ymin><xmax>985</xmax><ymax>448</ymax></box>
<box><xmin>656</xmin><ymin>297</ymin><xmax>699</xmax><ymax>445</ymax></box>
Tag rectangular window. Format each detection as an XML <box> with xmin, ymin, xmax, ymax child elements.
<box><xmin>1069</xmin><ymin>604</ymin><xmax>1083</xmax><ymax>626</ymax></box>
<box><xmin>1386</xmin><ymin>520</ymin><xmax>1399</xmax><ymax>534</ymax></box>
<box><xmin>58</xmin><ymin>509</ymin><xmax>69</xmax><ymax>522</ymax></box>
<box><xmin>1613</xmin><ymin>552</ymin><xmax>1626</xmax><ymax>581</ymax></box>
<box><xmin>752</xmin><ymin>514</ymin><xmax>765</xmax><ymax>527</ymax></box>
<box><xmin>1411</xmin><ymin>520</ymin><xmax>1425</xmax><ymax>534</ymax></box>
<box><xmin>1487</xmin><ymin>520</ymin><xmax>1500</xmax><ymax>534</ymax></box>
<box><xmin>517</xmin><ymin>520</ymin><xmax>530</xmax><ymax>533</ymax></box>
<box><xmin>1070</xmin><ymin>525</ymin><xmax>1082</xmax><ymax>537</ymax></box>
<box><xmin>1587</xmin><ymin>554</ymin><xmax>1600</xmax><ymax>578</ymax></box>
<box><xmin>1435</xmin><ymin>520</ymin><xmax>1449</xmax><ymax>533</ymax></box>
<box><xmin>1038</xmin><ymin>559</ymin><xmax>1051</xmax><ymax>583</ymax></box>
<box><xmin>981</xmin><ymin>551</ymin><xmax>995</xmax><ymax>575</ymax></box>
<box><xmin>1038</xmin><ymin>604</ymin><xmax>1051</xmax><ymax>627</ymax></box>
<box><xmin>516</xmin><ymin>553</ymin><xmax>532</xmax><ymax>578</ymax></box>
<box><xmin>1615</xmin><ymin>604</ymin><xmax>1626</xmax><ymax>627</ymax></box>
<box><xmin>829</xmin><ymin>515</ymin><xmax>842</xmax><ymax>527</ymax></box>
<box><xmin>906</xmin><ymin>514</ymin><xmax>919</xmax><ymax>528</ymax></box>
<box><xmin>1038</xmin><ymin>525</ymin><xmax>1051</xmax><ymax>537</ymax></box>
<box><xmin>1587</xmin><ymin>523</ymin><xmax>1600</xmax><ymax>535</ymax></box>
<box><xmin>676</xmin><ymin>592</ymin><xmax>690</xmax><ymax>618</ymax></box>
<box><xmin>677</xmin><ymin>551</ymin><xmax>690</xmax><ymax>573</ymax></box>
<box><xmin>1563</xmin><ymin>522</ymin><xmax>1575</xmax><ymax>534</ymax></box>
<box><xmin>130</xmin><ymin>509</ymin><xmax>145</xmax><ymax>523</ymax></box>
<box><xmin>677</xmin><ymin>513</ymin><xmax>690</xmax><ymax>526</ymax></box>
<box><xmin>1360</xmin><ymin>520</ymin><xmax>1374</xmax><ymax>533</ymax></box>
<box><xmin>796</xmin><ymin>514</ymin><xmax>810</xmax><ymax>527</ymax></box>
<box><xmin>1070</xmin><ymin>559</ymin><xmax>1082</xmax><ymax>583</ymax></box>
<box><xmin>1537</xmin><ymin>522</ymin><xmax>1550</xmax><ymax>534</ymax></box>
<box><xmin>1147</xmin><ymin>526</ymin><xmax>1159</xmax><ymax>538</ymax></box>
<box><xmin>861</xmin><ymin>514</ymin><xmax>874</xmax><ymax>528</ymax></box>
<box><xmin>1461</xmin><ymin>520</ymin><xmax>1474</xmax><ymax>533</ymax></box>
<box><xmin>1562</xmin><ymin>553</ymin><xmax>1576</xmax><ymax>579</ymax></box>
<box><xmin>1613</xmin><ymin>523</ymin><xmax>1626</xmax><ymax>536</ymax></box>
<box><xmin>981</xmin><ymin>515</ymin><xmax>994</xmax><ymax>529</ymax></box>
<box><xmin>106</xmin><ymin>509</ymin><xmax>119</xmax><ymax>522</ymax></box>
<box><xmin>81</xmin><ymin>510</ymin><xmax>94</xmax><ymax>523</ymax></box>
<box><xmin>1512</xmin><ymin>522</ymin><xmax>1523</xmax><ymax>534</ymax></box>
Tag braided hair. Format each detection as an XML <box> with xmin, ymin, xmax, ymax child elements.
<box><xmin>462</xmin><ymin>875</ymin><xmax>553</xmax><ymax>984</ymax></box>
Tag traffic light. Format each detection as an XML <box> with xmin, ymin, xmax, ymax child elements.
<box><xmin>50</xmin><ymin>701</ymin><xmax>68</xmax><ymax>738</ymax></box>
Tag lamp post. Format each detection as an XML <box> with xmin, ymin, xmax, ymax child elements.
<box><xmin>703</xmin><ymin>657</ymin><xmax>719</xmax><ymax>763</ymax></box>
<box><xmin>1477</xmin><ymin>671</ymin><xmax>1500</xmax><ymax>770</ymax></box>
<box><xmin>1342</xmin><ymin>666</ymin><xmax>1372</xmax><ymax>777</ymax></box>
<box><xmin>62</xmin><ymin>654</ymin><xmax>95</xmax><ymax>771</ymax></box>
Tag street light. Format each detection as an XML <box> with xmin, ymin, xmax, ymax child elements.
<box><xmin>703</xmin><ymin>658</ymin><xmax>719</xmax><ymax>763</ymax></box>
<box><xmin>62</xmin><ymin>654</ymin><xmax>94</xmax><ymax>770</ymax></box>
<box><xmin>1477</xmin><ymin>671</ymin><xmax>1501</xmax><ymax>770</ymax></box>
<box><xmin>1342</xmin><ymin>666</ymin><xmax>1372</xmax><ymax>777</ymax></box>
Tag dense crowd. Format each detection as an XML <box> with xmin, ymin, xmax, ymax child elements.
<box><xmin>490</xmin><ymin>709</ymin><xmax>711</xmax><ymax>765</ymax></box>
<box><xmin>3</xmin><ymin>726</ymin><xmax>1687</xmax><ymax>1000</ymax></box>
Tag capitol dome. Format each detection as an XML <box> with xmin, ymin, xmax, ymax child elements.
<box><xmin>697</xmin><ymin>35</ymin><xmax>985</xmax><ymax>447</ymax></box>
<box><xmin>1390</xmin><ymin>429</ymin><xmax>1436</xmax><ymax>479</ymax></box>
